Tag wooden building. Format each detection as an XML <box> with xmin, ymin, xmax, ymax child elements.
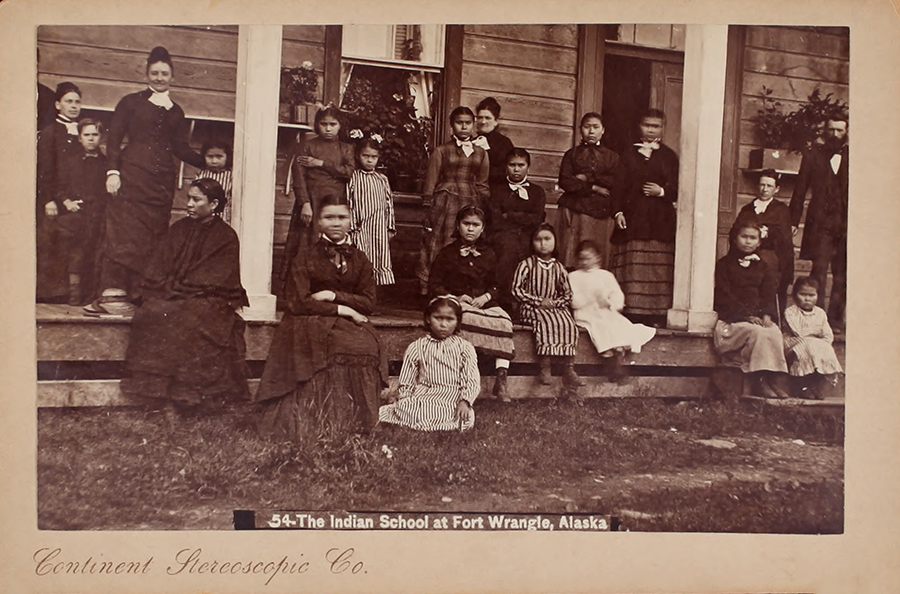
<box><xmin>36</xmin><ymin>24</ymin><xmax>848</xmax><ymax>403</ymax></box>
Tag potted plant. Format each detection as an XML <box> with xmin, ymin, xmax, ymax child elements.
<box><xmin>750</xmin><ymin>86</ymin><xmax>849</xmax><ymax>173</ymax></box>
<box><xmin>280</xmin><ymin>61</ymin><xmax>319</xmax><ymax>124</ymax></box>
<box><xmin>341</xmin><ymin>65</ymin><xmax>434</xmax><ymax>193</ymax></box>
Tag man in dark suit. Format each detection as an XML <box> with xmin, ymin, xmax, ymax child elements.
<box><xmin>790</xmin><ymin>114</ymin><xmax>849</xmax><ymax>331</ymax></box>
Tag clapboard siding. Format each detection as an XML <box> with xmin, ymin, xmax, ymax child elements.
<box><xmin>459</xmin><ymin>24</ymin><xmax>578</xmax><ymax>207</ymax></box>
<box><xmin>464</xmin><ymin>24</ymin><xmax>579</xmax><ymax>48</ymax></box>
<box><xmin>717</xmin><ymin>25</ymin><xmax>849</xmax><ymax>270</ymax></box>
<box><xmin>462</xmin><ymin>34</ymin><xmax>578</xmax><ymax>73</ymax></box>
<box><xmin>37</xmin><ymin>25</ymin><xmax>238</xmax><ymax>120</ymax></box>
<box><xmin>280</xmin><ymin>26</ymin><xmax>327</xmax><ymax>104</ymax></box>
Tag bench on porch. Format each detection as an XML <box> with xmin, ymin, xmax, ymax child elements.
<box><xmin>36</xmin><ymin>304</ymin><xmax>845</xmax><ymax>408</ymax></box>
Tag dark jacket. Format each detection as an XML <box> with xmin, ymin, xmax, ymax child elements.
<box><xmin>610</xmin><ymin>142</ymin><xmax>679</xmax><ymax>244</ymax></box>
<box><xmin>790</xmin><ymin>143</ymin><xmax>849</xmax><ymax>259</ymax></box>
<box><xmin>714</xmin><ymin>249</ymin><xmax>778</xmax><ymax>323</ymax></box>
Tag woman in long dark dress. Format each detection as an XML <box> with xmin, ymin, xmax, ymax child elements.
<box><xmin>88</xmin><ymin>46</ymin><xmax>204</xmax><ymax>314</ymax></box>
<box><xmin>36</xmin><ymin>81</ymin><xmax>83</xmax><ymax>302</ymax></box>
<box><xmin>121</xmin><ymin>178</ymin><xmax>250</xmax><ymax>409</ymax></box>
<box><xmin>255</xmin><ymin>194</ymin><xmax>386</xmax><ymax>443</ymax></box>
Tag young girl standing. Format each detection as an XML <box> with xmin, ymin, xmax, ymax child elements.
<box><xmin>428</xmin><ymin>206</ymin><xmax>515</xmax><ymax>401</ymax></box>
<box><xmin>713</xmin><ymin>220</ymin><xmax>791</xmax><ymax>399</ymax></box>
<box><xmin>783</xmin><ymin>277</ymin><xmax>843</xmax><ymax>399</ymax></box>
<box><xmin>556</xmin><ymin>112</ymin><xmax>622</xmax><ymax>268</ymax></box>
<box><xmin>347</xmin><ymin>137</ymin><xmax>396</xmax><ymax>287</ymax></box>
<box><xmin>282</xmin><ymin>106</ymin><xmax>355</xmax><ymax>284</ymax></box>
<box><xmin>195</xmin><ymin>138</ymin><xmax>233</xmax><ymax>222</ymax></box>
<box><xmin>487</xmin><ymin>148</ymin><xmax>546</xmax><ymax>311</ymax></box>
<box><xmin>36</xmin><ymin>81</ymin><xmax>83</xmax><ymax>302</ymax></box>
<box><xmin>569</xmin><ymin>240</ymin><xmax>655</xmax><ymax>380</ymax></box>
<box><xmin>378</xmin><ymin>297</ymin><xmax>480</xmax><ymax>431</ymax></box>
<box><xmin>512</xmin><ymin>223</ymin><xmax>583</xmax><ymax>397</ymax></box>
<box><xmin>416</xmin><ymin>106</ymin><xmax>490</xmax><ymax>294</ymax></box>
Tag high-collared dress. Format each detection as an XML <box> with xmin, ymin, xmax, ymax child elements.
<box><xmin>255</xmin><ymin>236</ymin><xmax>387</xmax><ymax>442</ymax></box>
<box><xmin>609</xmin><ymin>140</ymin><xmax>679</xmax><ymax>317</ymax></box>
<box><xmin>512</xmin><ymin>255</ymin><xmax>580</xmax><ymax>357</ymax></box>
<box><xmin>348</xmin><ymin>168</ymin><xmax>396</xmax><ymax>285</ymax></box>
<box><xmin>378</xmin><ymin>334</ymin><xmax>480</xmax><ymax>431</ymax></box>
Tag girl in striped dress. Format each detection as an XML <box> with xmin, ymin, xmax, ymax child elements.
<box><xmin>783</xmin><ymin>277</ymin><xmax>843</xmax><ymax>399</ymax></box>
<box><xmin>348</xmin><ymin>137</ymin><xmax>396</xmax><ymax>286</ymax></box>
<box><xmin>379</xmin><ymin>297</ymin><xmax>480</xmax><ymax>431</ymax></box>
<box><xmin>194</xmin><ymin>139</ymin><xmax>233</xmax><ymax>222</ymax></box>
<box><xmin>512</xmin><ymin>223</ymin><xmax>584</xmax><ymax>397</ymax></box>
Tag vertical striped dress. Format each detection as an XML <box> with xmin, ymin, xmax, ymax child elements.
<box><xmin>348</xmin><ymin>169</ymin><xmax>396</xmax><ymax>285</ymax></box>
<box><xmin>511</xmin><ymin>256</ymin><xmax>580</xmax><ymax>357</ymax></box>
<box><xmin>783</xmin><ymin>305</ymin><xmax>843</xmax><ymax>377</ymax></box>
<box><xmin>378</xmin><ymin>334</ymin><xmax>480</xmax><ymax>431</ymax></box>
<box><xmin>195</xmin><ymin>168</ymin><xmax>233</xmax><ymax>222</ymax></box>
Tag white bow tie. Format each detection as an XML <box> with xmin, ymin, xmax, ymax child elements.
<box><xmin>508</xmin><ymin>179</ymin><xmax>530</xmax><ymax>200</ymax></box>
<box><xmin>455</xmin><ymin>137</ymin><xmax>476</xmax><ymax>157</ymax></box>
<box><xmin>148</xmin><ymin>89</ymin><xmax>173</xmax><ymax>110</ymax></box>
<box><xmin>472</xmin><ymin>135</ymin><xmax>490</xmax><ymax>151</ymax></box>
<box><xmin>635</xmin><ymin>140</ymin><xmax>660</xmax><ymax>159</ymax></box>
<box><xmin>57</xmin><ymin>117</ymin><xmax>78</xmax><ymax>135</ymax></box>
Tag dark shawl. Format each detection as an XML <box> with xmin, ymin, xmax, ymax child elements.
<box><xmin>124</xmin><ymin>216</ymin><xmax>250</xmax><ymax>401</ymax></box>
<box><xmin>429</xmin><ymin>238</ymin><xmax>500</xmax><ymax>307</ymax></box>
<box><xmin>610</xmin><ymin>142</ymin><xmax>679</xmax><ymax>244</ymax></box>
<box><xmin>714</xmin><ymin>249</ymin><xmax>778</xmax><ymax>323</ymax></box>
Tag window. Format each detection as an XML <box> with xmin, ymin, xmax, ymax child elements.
<box><xmin>608</xmin><ymin>24</ymin><xmax>686</xmax><ymax>51</ymax></box>
<box><xmin>338</xmin><ymin>25</ymin><xmax>445</xmax><ymax>191</ymax></box>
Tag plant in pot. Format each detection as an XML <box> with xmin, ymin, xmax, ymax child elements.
<box><xmin>280</xmin><ymin>61</ymin><xmax>319</xmax><ymax>124</ymax></box>
<box><xmin>750</xmin><ymin>86</ymin><xmax>849</xmax><ymax>173</ymax></box>
<box><xmin>341</xmin><ymin>65</ymin><xmax>434</xmax><ymax>193</ymax></box>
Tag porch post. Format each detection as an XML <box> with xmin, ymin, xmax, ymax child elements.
<box><xmin>667</xmin><ymin>24</ymin><xmax>729</xmax><ymax>333</ymax></box>
<box><xmin>232</xmin><ymin>25</ymin><xmax>282</xmax><ymax>320</ymax></box>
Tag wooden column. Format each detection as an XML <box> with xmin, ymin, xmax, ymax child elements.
<box><xmin>667</xmin><ymin>24</ymin><xmax>729</xmax><ymax>333</ymax></box>
<box><xmin>232</xmin><ymin>25</ymin><xmax>282</xmax><ymax>320</ymax></box>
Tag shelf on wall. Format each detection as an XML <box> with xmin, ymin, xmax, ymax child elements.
<box><xmin>742</xmin><ymin>168</ymin><xmax>799</xmax><ymax>176</ymax></box>
<box><xmin>277</xmin><ymin>122</ymin><xmax>314</xmax><ymax>130</ymax></box>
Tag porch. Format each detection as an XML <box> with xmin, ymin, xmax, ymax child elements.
<box><xmin>36</xmin><ymin>304</ymin><xmax>845</xmax><ymax>408</ymax></box>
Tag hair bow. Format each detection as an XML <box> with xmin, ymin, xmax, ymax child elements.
<box><xmin>455</xmin><ymin>137</ymin><xmax>475</xmax><ymax>157</ymax></box>
<box><xmin>508</xmin><ymin>179</ymin><xmax>530</xmax><ymax>200</ymax></box>
<box><xmin>738</xmin><ymin>253</ymin><xmax>761</xmax><ymax>268</ymax></box>
<box><xmin>635</xmin><ymin>140</ymin><xmax>660</xmax><ymax>159</ymax></box>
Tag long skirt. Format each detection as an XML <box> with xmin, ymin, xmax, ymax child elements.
<box><xmin>102</xmin><ymin>163</ymin><xmax>175</xmax><ymax>276</ymax></box>
<box><xmin>491</xmin><ymin>228</ymin><xmax>533</xmax><ymax>307</ymax></box>
<box><xmin>121</xmin><ymin>297</ymin><xmax>250</xmax><ymax>407</ymax></box>
<box><xmin>415</xmin><ymin>190</ymin><xmax>477</xmax><ymax>287</ymax></box>
<box><xmin>609</xmin><ymin>239</ymin><xmax>675</xmax><ymax>316</ymax></box>
<box><xmin>458</xmin><ymin>302</ymin><xmax>515</xmax><ymax>360</ymax></box>
<box><xmin>713</xmin><ymin>320</ymin><xmax>788</xmax><ymax>374</ymax></box>
<box><xmin>257</xmin><ymin>318</ymin><xmax>382</xmax><ymax>443</ymax></box>
<box><xmin>36</xmin><ymin>214</ymin><xmax>68</xmax><ymax>302</ymax></box>
<box><xmin>556</xmin><ymin>207</ymin><xmax>612</xmax><ymax>269</ymax></box>
<box><xmin>784</xmin><ymin>336</ymin><xmax>843</xmax><ymax>377</ymax></box>
<box><xmin>518</xmin><ymin>304</ymin><xmax>579</xmax><ymax>357</ymax></box>
<box><xmin>379</xmin><ymin>386</ymin><xmax>475</xmax><ymax>432</ymax></box>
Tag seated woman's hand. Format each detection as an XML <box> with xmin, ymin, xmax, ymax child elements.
<box><xmin>458</xmin><ymin>294</ymin><xmax>474</xmax><ymax>305</ymax></box>
<box><xmin>44</xmin><ymin>202</ymin><xmax>58</xmax><ymax>218</ymax></box>
<box><xmin>311</xmin><ymin>290</ymin><xmax>336</xmax><ymax>302</ymax></box>
<box><xmin>471</xmin><ymin>293</ymin><xmax>491</xmax><ymax>309</ymax></box>
<box><xmin>338</xmin><ymin>305</ymin><xmax>369</xmax><ymax>325</ymax></box>
<box><xmin>539</xmin><ymin>297</ymin><xmax>555</xmax><ymax>309</ymax></box>
<box><xmin>63</xmin><ymin>199</ymin><xmax>82</xmax><ymax>213</ymax></box>
<box><xmin>761</xmin><ymin>314</ymin><xmax>774</xmax><ymax>327</ymax></box>
<box><xmin>747</xmin><ymin>315</ymin><xmax>764</xmax><ymax>326</ymax></box>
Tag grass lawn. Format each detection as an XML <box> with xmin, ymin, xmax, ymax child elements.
<box><xmin>38</xmin><ymin>397</ymin><xmax>843</xmax><ymax>533</ymax></box>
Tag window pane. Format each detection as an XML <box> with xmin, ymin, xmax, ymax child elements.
<box><xmin>343</xmin><ymin>24</ymin><xmax>445</xmax><ymax>67</ymax></box>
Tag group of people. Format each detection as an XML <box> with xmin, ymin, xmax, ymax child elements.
<box><xmin>34</xmin><ymin>44</ymin><xmax>848</xmax><ymax>440</ymax></box>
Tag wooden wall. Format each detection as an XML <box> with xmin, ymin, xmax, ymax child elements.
<box><xmin>718</xmin><ymin>26</ymin><xmax>850</xmax><ymax>258</ymax></box>
<box><xmin>272</xmin><ymin>26</ymin><xmax>328</xmax><ymax>273</ymax></box>
<box><xmin>37</xmin><ymin>25</ymin><xmax>239</xmax><ymax>120</ymax></box>
<box><xmin>458</xmin><ymin>25</ymin><xmax>580</xmax><ymax>204</ymax></box>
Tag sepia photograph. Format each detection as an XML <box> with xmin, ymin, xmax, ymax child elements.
<box><xmin>33</xmin><ymin>21</ymin><xmax>849</xmax><ymax>534</ymax></box>
<box><xmin>4</xmin><ymin>0</ymin><xmax>900</xmax><ymax>593</ymax></box>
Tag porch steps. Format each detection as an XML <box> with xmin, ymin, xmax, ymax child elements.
<box><xmin>36</xmin><ymin>304</ymin><xmax>845</xmax><ymax>407</ymax></box>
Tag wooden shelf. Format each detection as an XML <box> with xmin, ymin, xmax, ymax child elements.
<box><xmin>278</xmin><ymin>122</ymin><xmax>314</xmax><ymax>130</ymax></box>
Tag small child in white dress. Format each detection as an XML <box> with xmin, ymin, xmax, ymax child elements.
<box><xmin>568</xmin><ymin>240</ymin><xmax>656</xmax><ymax>380</ymax></box>
<box><xmin>783</xmin><ymin>276</ymin><xmax>843</xmax><ymax>399</ymax></box>
<box><xmin>378</xmin><ymin>296</ymin><xmax>480</xmax><ymax>431</ymax></box>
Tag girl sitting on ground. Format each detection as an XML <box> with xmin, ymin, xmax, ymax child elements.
<box><xmin>713</xmin><ymin>219</ymin><xmax>791</xmax><ymax>400</ymax></box>
<box><xmin>379</xmin><ymin>296</ymin><xmax>480</xmax><ymax>432</ymax></box>
<box><xmin>511</xmin><ymin>223</ymin><xmax>584</xmax><ymax>400</ymax></box>
<box><xmin>568</xmin><ymin>240</ymin><xmax>655</xmax><ymax>382</ymax></box>
<box><xmin>428</xmin><ymin>205</ymin><xmax>516</xmax><ymax>402</ymax></box>
<box><xmin>783</xmin><ymin>276</ymin><xmax>843</xmax><ymax>399</ymax></box>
